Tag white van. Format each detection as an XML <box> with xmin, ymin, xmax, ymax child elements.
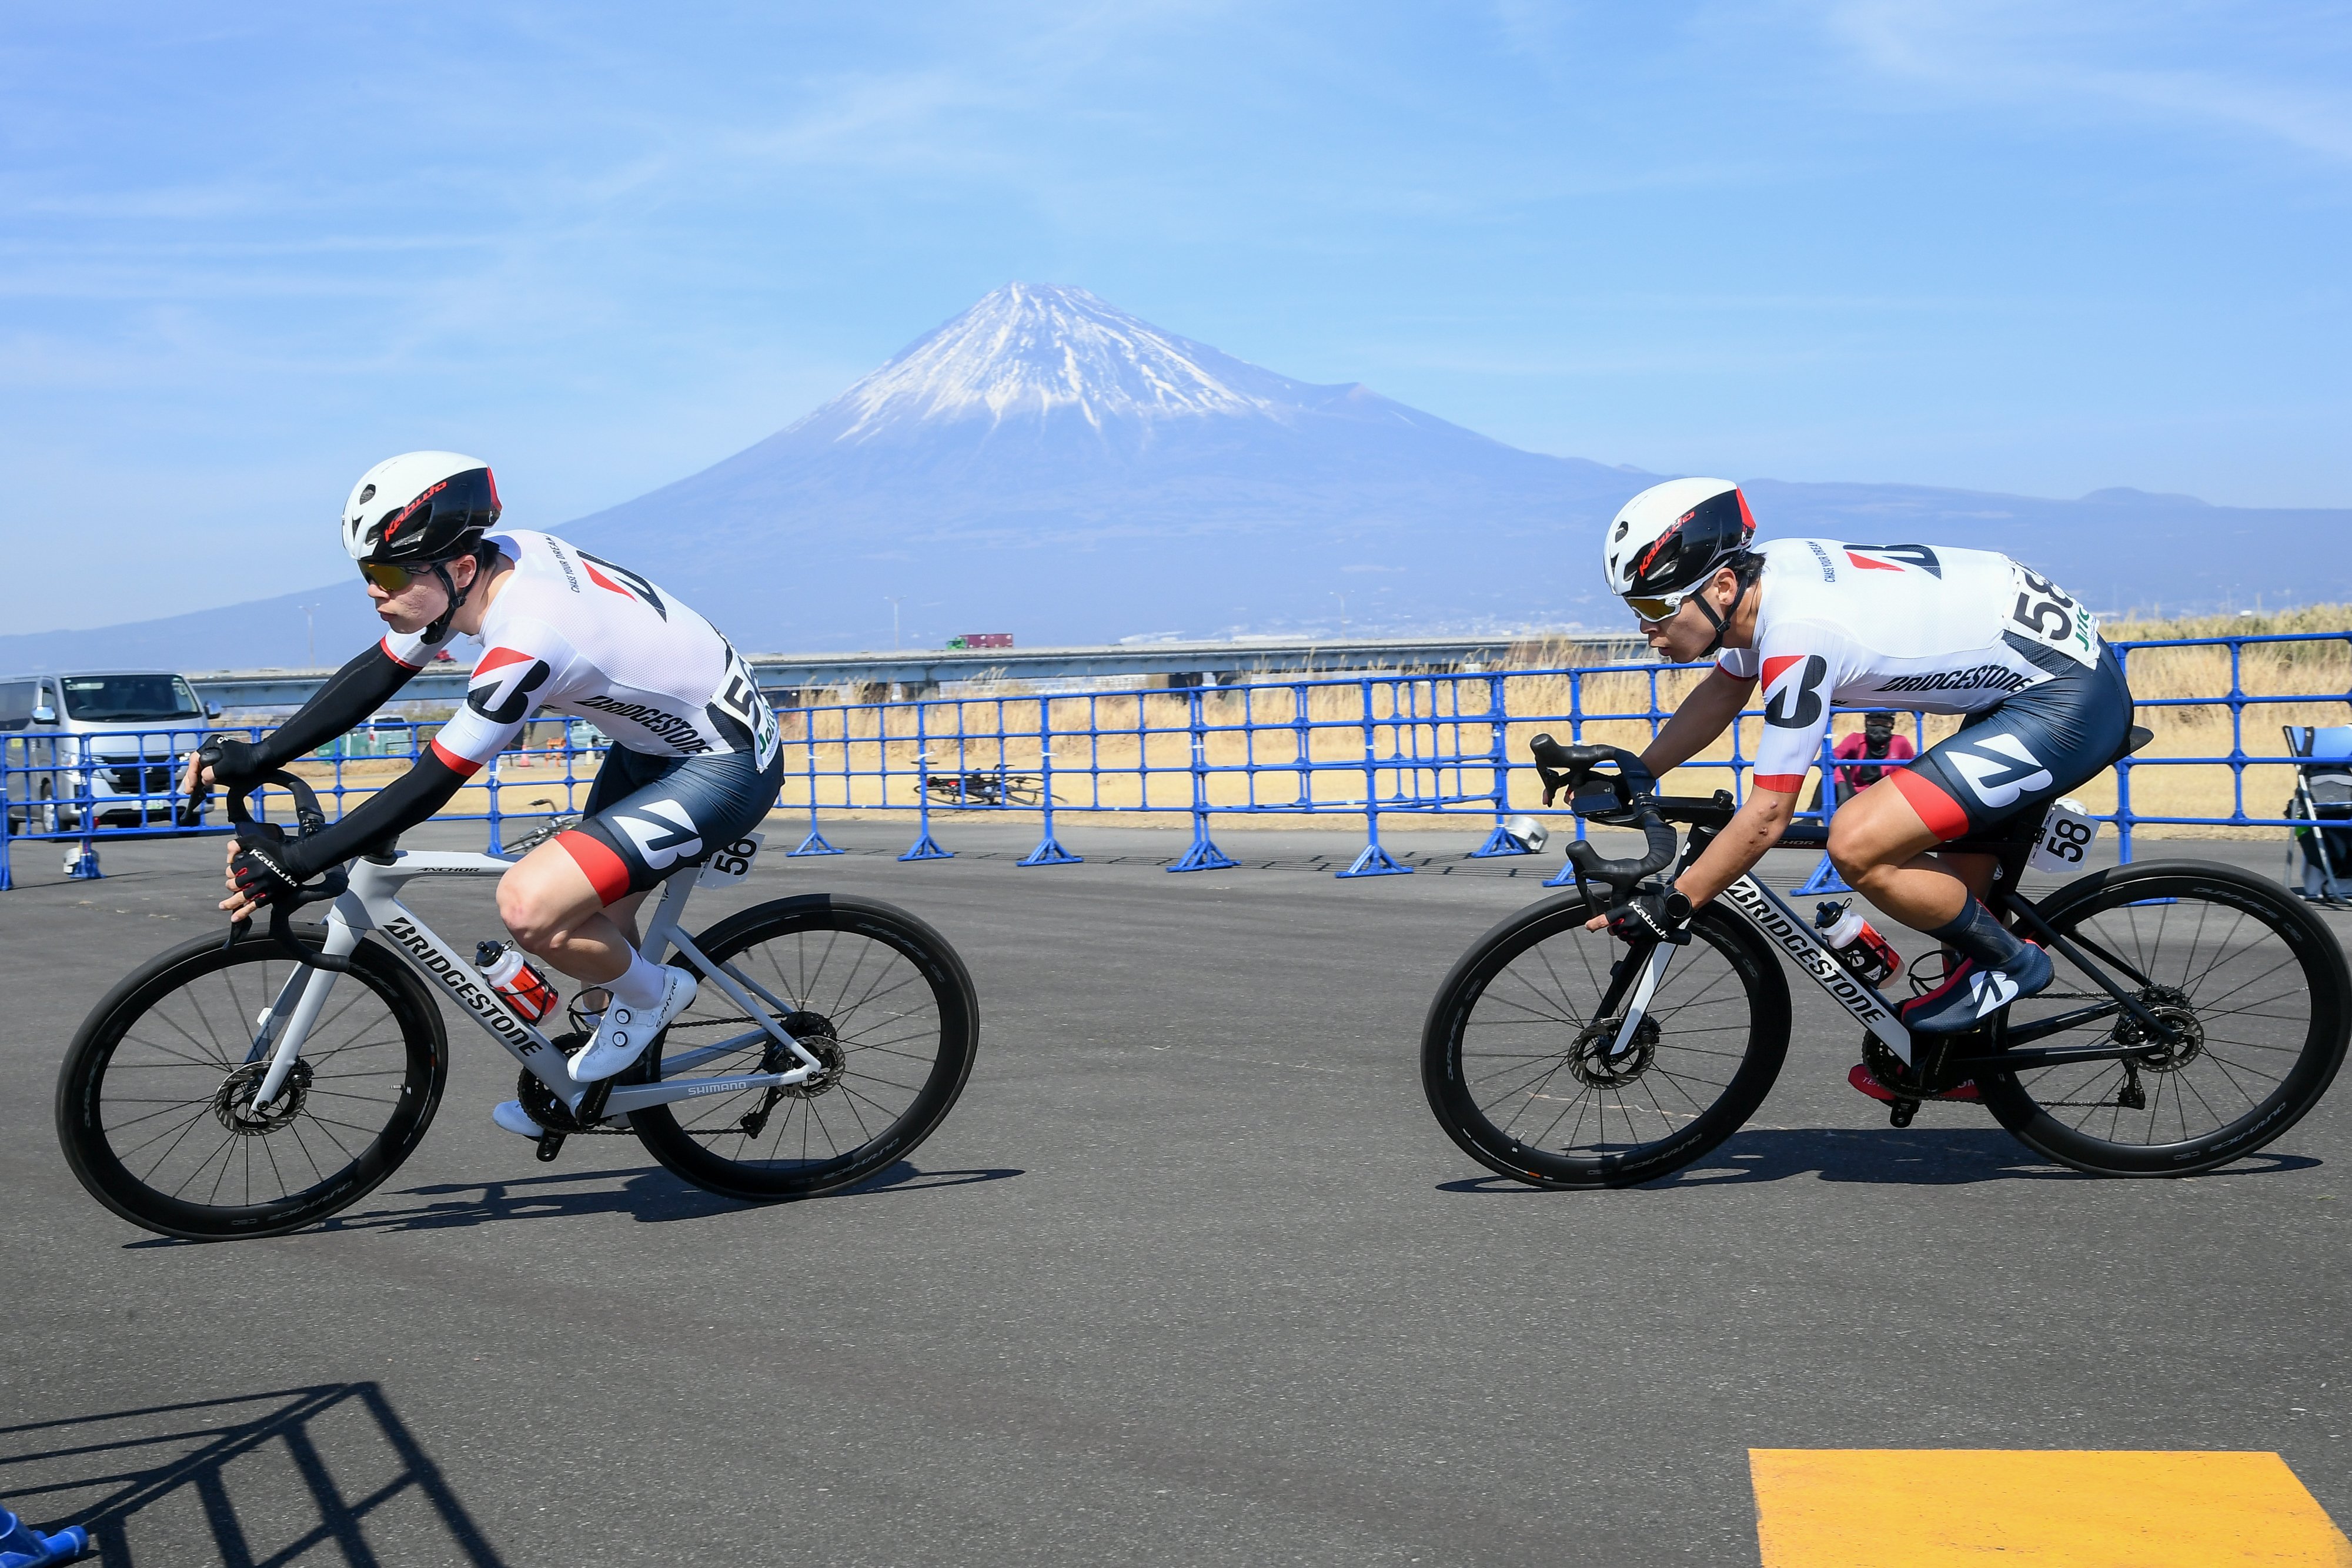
<box><xmin>1</xmin><ymin>670</ymin><xmax>220</xmax><ymax>834</ymax></box>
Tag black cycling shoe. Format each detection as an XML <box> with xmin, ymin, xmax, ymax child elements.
<box><xmin>1899</xmin><ymin>944</ymin><xmax>2053</xmax><ymax>1035</ymax></box>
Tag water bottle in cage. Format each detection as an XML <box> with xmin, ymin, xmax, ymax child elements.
<box><xmin>1813</xmin><ymin>900</ymin><xmax>1901</xmax><ymax>985</ymax></box>
<box><xmin>474</xmin><ymin>940</ymin><xmax>559</xmax><ymax>1022</ymax></box>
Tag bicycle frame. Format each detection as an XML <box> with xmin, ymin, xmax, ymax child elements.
<box><xmin>242</xmin><ymin>848</ymin><xmax>827</xmax><ymax>1118</ymax></box>
<box><xmin>1603</xmin><ymin>817</ymin><xmax>2182</xmax><ymax>1076</ymax></box>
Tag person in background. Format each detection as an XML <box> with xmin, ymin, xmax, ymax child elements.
<box><xmin>1832</xmin><ymin>711</ymin><xmax>1915</xmax><ymax>803</ymax></box>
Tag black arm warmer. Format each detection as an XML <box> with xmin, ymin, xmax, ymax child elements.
<box><xmin>282</xmin><ymin>747</ymin><xmax>474</xmax><ymax>877</ymax></box>
<box><xmin>250</xmin><ymin>640</ymin><xmax>426</xmax><ymax>772</ymax></box>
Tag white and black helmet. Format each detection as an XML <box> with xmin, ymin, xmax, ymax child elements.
<box><xmin>1603</xmin><ymin>477</ymin><xmax>1756</xmax><ymax>603</ymax></box>
<box><xmin>340</xmin><ymin>451</ymin><xmax>501</xmax><ymax>566</ymax></box>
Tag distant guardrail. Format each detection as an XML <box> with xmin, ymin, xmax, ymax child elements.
<box><xmin>6</xmin><ymin>631</ymin><xmax>2346</xmax><ymax>891</ymax></box>
<box><xmin>184</xmin><ymin>633</ymin><xmax>1649</xmax><ymax>713</ymax></box>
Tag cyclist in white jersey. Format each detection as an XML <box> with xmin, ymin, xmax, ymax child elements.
<box><xmin>183</xmin><ymin>452</ymin><xmax>786</xmax><ymax>1134</ymax></box>
<box><xmin>1587</xmin><ymin>477</ymin><xmax>2133</xmax><ymax>1051</ymax></box>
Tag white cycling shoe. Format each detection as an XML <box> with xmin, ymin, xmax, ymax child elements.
<box><xmin>491</xmin><ymin>1100</ymin><xmax>546</xmax><ymax>1139</ymax></box>
<box><xmin>567</xmin><ymin>968</ymin><xmax>697</xmax><ymax>1084</ymax></box>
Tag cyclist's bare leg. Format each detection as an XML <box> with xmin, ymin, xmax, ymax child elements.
<box><xmin>496</xmin><ymin>844</ymin><xmax>652</xmax><ymax>986</ymax></box>
<box><xmin>1826</xmin><ymin>782</ymin><xmax>1994</xmax><ymax>933</ymax></box>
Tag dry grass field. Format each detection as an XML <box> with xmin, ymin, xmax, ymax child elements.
<box><xmin>276</xmin><ymin>606</ymin><xmax>2349</xmax><ymax>844</ymax></box>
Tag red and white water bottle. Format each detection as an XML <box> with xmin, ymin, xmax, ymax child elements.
<box><xmin>1813</xmin><ymin>901</ymin><xmax>1902</xmax><ymax>985</ymax></box>
<box><xmin>475</xmin><ymin>940</ymin><xmax>558</xmax><ymax>1022</ymax></box>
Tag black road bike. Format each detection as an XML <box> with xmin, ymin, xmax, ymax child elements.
<box><xmin>1422</xmin><ymin>735</ymin><xmax>2352</xmax><ymax>1185</ymax></box>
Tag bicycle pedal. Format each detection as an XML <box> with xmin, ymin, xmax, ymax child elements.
<box><xmin>1887</xmin><ymin>1098</ymin><xmax>1920</xmax><ymax>1129</ymax></box>
<box><xmin>534</xmin><ymin>1130</ymin><xmax>566</xmax><ymax>1163</ymax></box>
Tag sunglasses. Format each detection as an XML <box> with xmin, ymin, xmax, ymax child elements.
<box><xmin>1626</xmin><ymin>589</ymin><xmax>1697</xmax><ymax>625</ymax></box>
<box><xmin>359</xmin><ymin>559</ymin><xmax>455</xmax><ymax>593</ymax></box>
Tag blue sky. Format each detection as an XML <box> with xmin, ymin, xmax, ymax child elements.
<box><xmin>5</xmin><ymin>2</ymin><xmax>2348</xmax><ymax>633</ymax></box>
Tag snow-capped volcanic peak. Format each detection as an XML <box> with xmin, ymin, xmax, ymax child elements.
<box><xmin>826</xmin><ymin>283</ymin><xmax>1281</xmax><ymax>439</ymax></box>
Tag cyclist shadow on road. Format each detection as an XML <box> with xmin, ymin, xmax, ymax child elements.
<box><xmin>119</xmin><ymin>1162</ymin><xmax>1025</xmax><ymax>1243</ymax></box>
<box><xmin>1438</xmin><ymin>1126</ymin><xmax>2322</xmax><ymax>1190</ymax></box>
<box><xmin>330</xmin><ymin>1159</ymin><xmax>1027</xmax><ymax>1233</ymax></box>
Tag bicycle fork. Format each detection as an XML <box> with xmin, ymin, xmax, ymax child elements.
<box><xmin>1602</xmin><ymin>941</ymin><xmax>1677</xmax><ymax>1059</ymax></box>
<box><xmin>245</xmin><ymin>916</ymin><xmax>364</xmax><ymax>1109</ymax></box>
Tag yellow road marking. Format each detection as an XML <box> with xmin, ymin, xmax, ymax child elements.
<box><xmin>1750</xmin><ymin>1449</ymin><xmax>2352</xmax><ymax>1567</ymax></box>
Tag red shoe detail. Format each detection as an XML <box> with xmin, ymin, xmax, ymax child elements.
<box><xmin>1847</xmin><ymin>1062</ymin><xmax>1981</xmax><ymax>1104</ymax></box>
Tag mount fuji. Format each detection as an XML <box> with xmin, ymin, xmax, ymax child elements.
<box><xmin>557</xmin><ymin>282</ymin><xmax>1645</xmax><ymax>650</ymax></box>
<box><xmin>6</xmin><ymin>283</ymin><xmax>2348</xmax><ymax>671</ymax></box>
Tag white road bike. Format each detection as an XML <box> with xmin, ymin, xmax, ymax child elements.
<box><xmin>57</xmin><ymin>768</ymin><xmax>979</xmax><ymax>1241</ymax></box>
<box><xmin>1422</xmin><ymin>737</ymin><xmax>2351</xmax><ymax>1185</ymax></box>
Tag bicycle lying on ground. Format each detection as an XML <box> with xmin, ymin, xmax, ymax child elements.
<box><xmin>55</xmin><ymin>765</ymin><xmax>980</xmax><ymax>1241</ymax></box>
<box><xmin>921</xmin><ymin>765</ymin><xmax>1048</xmax><ymax>808</ymax></box>
<box><xmin>1422</xmin><ymin>734</ymin><xmax>2351</xmax><ymax>1186</ymax></box>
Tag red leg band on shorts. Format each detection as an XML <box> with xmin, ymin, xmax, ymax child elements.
<box><xmin>556</xmin><ymin>830</ymin><xmax>634</xmax><ymax>906</ymax></box>
<box><xmin>1890</xmin><ymin>767</ymin><xmax>1970</xmax><ymax>841</ymax></box>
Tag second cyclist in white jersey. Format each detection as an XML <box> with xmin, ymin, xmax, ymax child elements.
<box><xmin>1590</xmin><ymin>477</ymin><xmax>2132</xmax><ymax>1052</ymax></box>
<box><xmin>185</xmin><ymin>452</ymin><xmax>785</xmax><ymax>1137</ymax></box>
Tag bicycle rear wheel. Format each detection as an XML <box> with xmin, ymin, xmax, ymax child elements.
<box><xmin>629</xmin><ymin>894</ymin><xmax>979</xmax><ymax>1199</ymax></box>
<box><xmin>55</xmin><ymin>926</ymin><xmax>447</xmax><ymax>1240</ymax></box>
<box><xmin>1980</xmin><ymin>861</ymin><xmax>2352</xmax><ymax>1175</ymax></box>
<box><xmin>1421</xmin><ymin>892</ymin><xmax>1789</xmax><ymax>1188</ymax></box>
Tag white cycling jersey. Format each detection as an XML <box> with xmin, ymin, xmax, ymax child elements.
<box><xmin>1716</xmin><ymin>539</ymin><xmax>2102</xmax><ymax>791</ymax></box>
<box><xmin>383</xmin><ymin>530</ymin><xmax>781</xmax><ymax>775</ymax></box>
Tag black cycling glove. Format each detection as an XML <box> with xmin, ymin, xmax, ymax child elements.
<box><xmin>202</xmin><ymin>736</ymin><xmax>266</xmax><ymax>788</ymax></box>
<box><xmin>229</xmin><ymin>824</ymin><xmax>309</xmax><ymax>910</ymax></box>
<box><xmin>1605</xmin><ymin>887</ymin><xmax>1693</xmax><ymax>945</ymax></box>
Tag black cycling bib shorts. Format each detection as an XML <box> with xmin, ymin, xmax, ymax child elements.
<box><xmin>1889</xmin><ymin>637</ymin><xmax>2133</xmax><ymax>841</ymax></box>
<box><xmin>556</xmin><ymin>744</ymin><xmax>786</xmax><ymax>904</ymax></box>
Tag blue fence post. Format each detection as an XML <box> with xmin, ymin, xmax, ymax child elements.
<box><xmin>898</xmin><ymin>697</ymin><xmax>951</xmax><ymax>862</ymax></box>
<box><xmin>66</xmin><ymin>740</ymin><xmax>101</xmax><ymax>879</ymax></box>
<box><xmin>1338</xmin><ymin>676</ymin><xmax>1411</xmax><ymax>878</ymax></box>
<box><xmin>483</xmin><ymin>751</ymin><xmax>505</xmax><ymax>856</ymax></box>
<box><xmin>1169</xmin><ymin>686</ymin><xmax>1237</xmax><ymax>872</ymax></box>
<box><xmin>789</xmin><ymin>709</ymin><xmax>843</xmax><ymax>857</ymax></box>
<box><xmin>1792</xmin><ymin>731</ymin><xmax>1852</xmax><ymax>894</ymax></box>
<box><xmin>0</xmin><ymin>744</ymin><xmax>14</xmax><ymax>892</ymax></box>
<box><xmin>1019</xmin><ymin>696</ymin><xmax>1081</xmax><ymax>867</ymax></box>
<box><xmin>1470</xmin><ymin>669</ymin><xmax>1529</xmax><ymax>857</ymax></box>
<box><xmin>0</xmin><ymin>1503</ymin><xmax>89</xmax><ymax>1565</ymax></box>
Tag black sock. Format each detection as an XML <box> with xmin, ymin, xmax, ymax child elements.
<box><xmin>1926</xmin><ymin>898</ymin><xmax>2024</xmax><ymax>970</ymax></box>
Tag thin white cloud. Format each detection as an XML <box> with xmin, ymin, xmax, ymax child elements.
<box><xmin>1824</xmin><ymin>0</ymin><xmax>2352</xmax><ymax>163</ymax></box>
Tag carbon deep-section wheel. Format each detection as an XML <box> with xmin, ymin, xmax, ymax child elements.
<box><xmin>627</xmin><ymin>894</ymin><xmax>979</xmax><ymax>1200</ymax></box>
<box><xmin>55</xmin><ymin>925</ymin><xmax>447</xmax><ymax>1240</ymax></box>
<box><xmin>1980</xmin><ymin>861</ymin><xmax>2351</xmax><ymax>1175</ymax></box>
<box><xmin>1421</xmin><ymin>891</ymin><xmax>1789</xmax><ymax>1188</ymax></box>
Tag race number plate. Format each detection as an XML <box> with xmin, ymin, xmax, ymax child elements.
<box><xmin>2027</xmin><ymin>798</ymin><xmax>2099</xmax><ymax>874</ymax></box>
<box><xmin>697</xmin><ymin>832</ymin><xmax>764</xmax><ymax>887</ymax></box>
<box><xmin>2007</xmin><ymin>563</ymin><xmax>2100</xmax><ymax>669</ymax></box>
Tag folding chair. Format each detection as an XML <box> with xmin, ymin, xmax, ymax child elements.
<box><xmin>2283</xmin><ymin>724</ymin><xmax>2352</xmax><ymax>905</ymax></box>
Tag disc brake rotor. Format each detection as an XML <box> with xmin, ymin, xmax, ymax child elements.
<box><xmin>212</xmin><ymin>1058</ymin><xmax>313</xmax><ymax>1135</ymax></box>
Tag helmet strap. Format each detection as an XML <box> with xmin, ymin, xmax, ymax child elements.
<box><xmin>421</xmin><ymin>557</ymin><xmax>471</xmax><ymax>645</ymax></box>
<box><xmin>1690</xmin><ymin>575</ymin><xmax>1748</xmax><ymax>660</ymax></box>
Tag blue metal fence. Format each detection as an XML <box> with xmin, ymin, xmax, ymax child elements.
<box><xmin>5</xmin><ymin>631</ymin><xmax>2346</xmax><ymax>891</ymax></box>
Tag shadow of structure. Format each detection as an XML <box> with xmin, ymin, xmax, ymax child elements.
<box><xmin>1439</xmin><ymin>1126</ymin><xmax>2323</xmax><ymax>1192</ymax></box>
<box><xmin>0</xmin><ymin>1384</ymin><xmax>505</xmax><ymax>1567</ymax></box>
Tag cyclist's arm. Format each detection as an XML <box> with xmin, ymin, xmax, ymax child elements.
<box><xmin>1636</xmin><ymin>666</ymin><xmax>1755</xmax><ymax>781</ymax></box>
<box><xmin>193</xmin><ymin>634</ymin><xmax>443</xmax><ymax>792</ymax></box>
<box><xmin>269</xmin><ymin>627</ymin><xmax>576</xmax><ymax>884</ymax></box>
<box><xmin>1671</xmin><ymin>627</ymin><xmax>1850</xmax><ymax>910</ymax></box>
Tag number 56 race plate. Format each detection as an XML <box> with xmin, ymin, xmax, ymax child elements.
<box><xmin>698</xmin><ymin>833</ymin><xmax>764</xmax><ymax>887</ymax></box>
<box><xmin>2027</xmin><ymin>798</ymin><xmax>2100</xmax><ymax>874</ymax></box>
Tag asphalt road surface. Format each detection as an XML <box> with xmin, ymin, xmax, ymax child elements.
<box><xmin>2</xmin><ymin>820</ymin><xmax>2346</xmax><ymax>1566</ymax></box>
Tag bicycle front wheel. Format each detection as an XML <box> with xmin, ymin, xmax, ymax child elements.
<box><xmin>55</xmin><ymin>925</ymin><xmax>447</xmax><ymax>1241</ymax></box>
<box><xmin>1980</xmin><ymin>861</ymin><xmax>2351</xmax><ymax>1175</ymax></box>
<box><xmin>1421</xmin><ymin>892</ymin><xmax>1789</xmax><ymax>1188</ymax></box>
<box><xmin>629</xmin><ymin>894</ymin><xmax>980</xmax><ymax>1199</ymax></box>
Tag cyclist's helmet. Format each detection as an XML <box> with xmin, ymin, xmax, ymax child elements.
<box><xmin>1603</xmin><ymin>477</ymin><xmax>1755</xmax><ymax>605</ymax></box>
<box><xmin>340</xmin><ymin>451</ymin><xmax>501</xmax><ymax>566</ymax></box>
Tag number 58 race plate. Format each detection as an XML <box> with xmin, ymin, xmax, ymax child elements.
<box><xmin>2027</xmin><ymin>798</ymin><xmax>2100</xmax><ymax>874</ymax></box>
